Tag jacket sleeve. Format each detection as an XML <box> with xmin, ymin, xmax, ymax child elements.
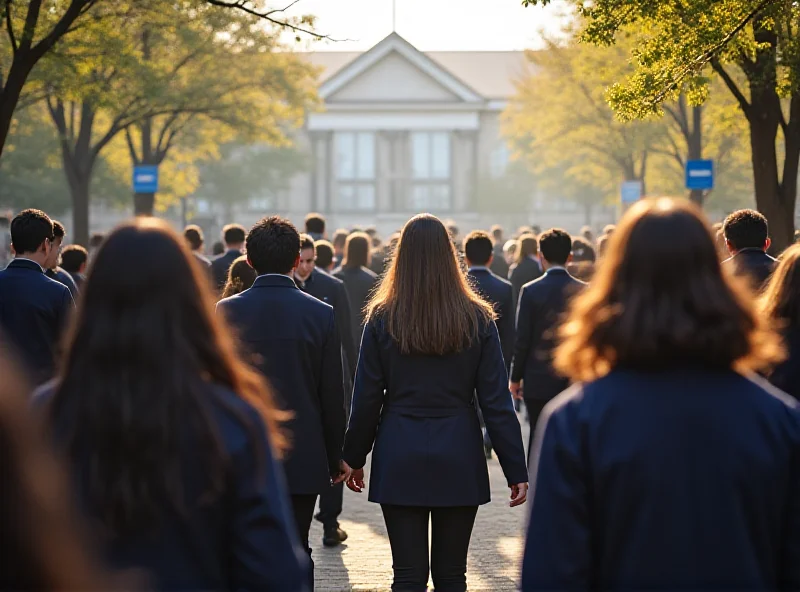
<box><xmin>521</xmin><ymin>393</ymin><xmax>590</xmax><ymax>590</ymax></box>
<box><xmin>230</xmin><ymin>408</ymin><xmax>310</xmax><ymax>591</ymax></box>
<box><xmin>336</xmin><ymin>283</ymin><xmax>358</xmax><ymax>381</ymax></box>
<box><xmin>476</xmin><ymin>321</ymin><xmax>528</xmax><ymax>486</ymax></box>
<box><xmin>319</xmin><ymin>309</ymin><xmax>346</xmax><ymax>477</ymax></box>
<box><xmin>342</xmin><ymin>321</ymin><xmax>385</xmax><ymax>470</ymax></box>
<box><xmin>510</xmin><ymin>286</ymin><xmax>533</xmax><ymax>383</ymax></box>
<box><xmin>56</xmin><ymin>288</ymin><xmax>75</xmax><ymax>340</ymax></box>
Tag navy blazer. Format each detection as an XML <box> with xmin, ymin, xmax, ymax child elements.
<box><xmin>0</xmin><ymin>259</ymin><xmax>74</xmax><ymax>383</ymax></box>
<box><xmin>211</xmin><ymin>249</ymin><xmax>242</xmax><ymax>290</ymax></box>
<box><xmin>724</xmin><ymin>248</ymin><xmax>777</xmax><ymax>290</ymax></box>
<box><xmin>511</xmin><ymin>268</ymin><xmax>585</xmax><ymax>401</ymax></box>
<box><xmin>302</xmin><ymin>268</ymin><xmax>358</xmax><ymax>380</ymax></box>
<box><xmin>490</xmin><ymin>243</ymin><xmax>510</xmax><ymax>279</ymax></box>
<box><xmin>41</xmin><ymin>383</ymin><xmax>310</xmax><ymax>591</ymax></box>
<box><xmin>218</xmin><ymin>275</ymin><xmax>346</xmax><ymax>495</ymax></box>
<box><xmin>46</xmin><ymin>266</ymin><xmax>80</xmax><ymax>299</ymax></box>
<box><xmin>468</xmin><ymin>267</ymin><xmax>515</xmax><ymax>368</ymax></box>
<box><xmin>342</xmin><ymin>316</ymin><xmax>528</xmax><ymax>507</ymax></box>
<box><xmin>770</xmin><ymin>326</ymin><xmax>800</xmax><ymax>401</ymax></box>
<box><xmin>509</xmin><ymin>257</ymin><xmax>543</xmax><ymax>309</ymax></box>
<box><xmin>333</xmin><ymin>265</ymin><xmax>378</xmax><ymax>349</ymax></box>
<box><xmin>522</xmin><ymin>367</ymin><xmax>800</xmax><ymax>590</ymax></box>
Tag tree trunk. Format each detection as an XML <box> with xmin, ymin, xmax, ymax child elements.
<box><xmin>0</xmin><ymin>62</ymin><xmax>34</xmax><ymax>160</ymax></box>
<box><xmin>70</xmin><ymin>176</ymin><xmax>91</xmax><ymax>246</ymax></box>
<box><xmin>134</xmin><ymin>192</ymin><xmax>155</xmax><ymax>216</ymax></box>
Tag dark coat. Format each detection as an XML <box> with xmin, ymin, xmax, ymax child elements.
<box><xmin>68</xmin><ymin>271</ymin><xmax>86</xmax><ymax>291</ymax></box>
<box><xmin>333</xmin><ymin>265</ymin><xmax>378</xmax><ymax>349</ymax></box>
<box><xmin>508</xmin><ymin>257</ymin><xmax>543</xmax><ymax>308</ymax></box>
<box><xmin>46</xmin><ymin>267</ymin><xmax>80</xmax><ymax>299</ymax></box>
<box><xmin>41</xmin><ymin>383</ymin><xmax>310</xmax><ymax>591</ymax></box>
<box><xmin>490</xmin><ymin>243</ymin><xmax>509</xmax><ymax>279</ymax></box>
<box><xmin>770</xmin><ymin>326</ymin><xmax>800</xmax><ymax>401</ymax></box>
<box><xmin>217</xmin><ymin>275</ymin><xmax>346</xmax><ymax>495</ymax></box>
<box><xmin>342</xmin><ymin>316</ymin><xmax>528</xmax><ymax>507</ymax></box>
<box><xmin>522</xmin><ymin>368</ymin><xmax>800</xmax><ymax>590</ymax></box>
<box><xmin>302</xmin><ymin>268</ymin><xmax>358</xmax><ymax>380</ymax></box>
<box><xmin>0</xmin><ymin>259</ymin><xmax>74</xmax><ymax>383</ymax></box>
<box><xmin>510</xmin><ymin>268</ymin><xmax>585</xmax><ymax>401</ymax></box>
<box><xmin>468</xmin><ymin>267</ymin><xmax>514</xmax><ymax>368</ymax></box>
<box><xmin>724</xmin><ymin>248</ymin><xmax>777</xmax><ymax>290</ymax></box>
<box><xmin>211</xmin><ymin>249</ymin><xmax>242</xmax><ymax>290</ymax></box>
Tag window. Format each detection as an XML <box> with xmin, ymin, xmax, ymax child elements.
<box><xmin>335</xmin><ymin>132</ymin><xmax>376</xmax><ymax>210</ymax></box>
<box><xmin>490</xmin><ymin>144</ymin><xmax>510</xmax><ymax>178</ymax></box>
<box><xmin>409</xmin><ymin>132</ymin><xmax>451</xmax><ymax>210</ymax></box>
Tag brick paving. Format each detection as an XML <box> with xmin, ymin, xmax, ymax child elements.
<box><xmin>312</xmin><ymin>419</ymin><xmax>531</xmax><ymax>591</ymax></box>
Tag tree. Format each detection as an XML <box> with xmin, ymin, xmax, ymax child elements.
<box><xmin>523</xmin><ymin>0</ymin><xmax>800</xmax><ymax>251</ymax></box>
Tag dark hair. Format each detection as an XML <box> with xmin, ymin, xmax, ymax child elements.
<box><xmin>464</xmin><ymin>230</ymin><xmax>494</xmax><ymax>266</ymax></box>
<box><xmin>183</xmin><ymin>225</ymin><xmax>204</xmax><ymax>251</ymax></box>
<box><xmin>445</xmin><ymin>221</ymin><xmax>459</xmax><ymax>239</ymax></box>
<box><xmin>0</xmin><ymin>213</ymin><xmax>10</xmax><ymax>227</ymax></box>
<box><xmin>555</xmin><ymin>199</ymin><xmax>783</xmax><ymax>381</ymax></box>
<box><xmin>50</xmin><ymin>218</ymin><xmax>286</xmax><ymax>536</ymax></box>
<box><xmin>304</xmin><ymin>213</ymin><xmax>326</xmax><ymax>236</ymax></box>
<box><xmin>246</xmin><ymin>216</ymin><xmax>301</xmax><ymax>276</ymax></box>
<box><xmin>52</xmin><ymin>221</ymin><xmax>66</xmax><ymax>240</ymax></box>
<box><xmin>539</xmin><ymin>228</ymin><xmax>572</xmax><ymax>265</ymax></box>
<box><xmin>0</xmin><ymin>347</ymin><xmax>115</xmax><ymax>590</ymax></box>
<box><xmin>88</xmin><ymin>233</ymin><xmax>105</xmax><ymax>249</ymax></box>
<box><xmin>723</xmin><ymin>209</ymin><xmax>769</xmax><ymax>251</ymax></box>
<box><xmin>761</xmin><ymin>244</ymin><xmax>800</xmax><ymax>330</ymax></box>
<box><xmin>212</xmin><ymin>241</ymin><xmax>224</xmax><ymax>256</ymax></box>
<box><xmin>221</xmin><ymin>255</ymin><xmax>257</xmax><ymax>298</ymax></box>
<box><xmin>314</xmin><ymin>240</ymin><xmax>335</xmax><ymax>269</ymax></box>
<box><xmin>332</xmin><ymin>229</ymin><xmax>348</xmax><ymax>250</ymax></box>
<box><xmin>515</xmin><ymin>233</ymin><xmax>538</xmax><ymax>264</ymax></box>
<box><xmin>60</xmin><ymin>245</ymin><xmax>88</xmax><ymax>274</ymax></box>
<box><xmin>367</xmin><ymin>214</ymin><xmax>494</xmax><ymax>355</ymax></box>
<box><xmin>343</xmin><ymin>232</ymin><xmax>371</xmax><ymax>269</ymax></box>
<box><xmin>490</xmin><ymin>225</ymin><xmax>504</xmax><ymax>241</ymax></box>
<box><xmin>571</xmin><ymin>237</ymin><xmax>596</xmax><ymax>263</ymax></box>
<box><xmin>299</xmin><ymin>233</ymin><xmax>315</xmax><ymax>252</ymax></box>
<box><xmin>364</xmin><ymin>226</ymin><xmax>377</xmax><ymax>238</ymax></box>
<box><xmin>580</xmin><ymin>225</ymin><xmax>593</xmax><ymax>241</ymax></box>
<box><xmin>223</xmin><ymin>224</ymin><xmax>246</xmax><ymax>246</ymax></box>
<box><xmin>10</xmin><ymin>209</ymin><xmax>53</xmax><ymax>254</ymax></box>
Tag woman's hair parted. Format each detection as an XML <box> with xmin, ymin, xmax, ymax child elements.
<box><xmin>49</xmin><ymin>218</ymin><xmax>287</xmax><ymax>537</ymax></box>
<box><xmin>554</xmin><ymin>198</ymin><xmax>783</xmax><ymax>382</ymax></box>
<box><xmin>365</xmin><ymin>214</ymin><xmax>494</xmax><ymax>356</ymax></box>
<box><xmin>761</xmin><ymin>243</ymin><xmax>800</xmax><ymax>329</ymax></box>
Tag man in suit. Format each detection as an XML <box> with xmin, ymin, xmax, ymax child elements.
<box><xmin>0</xmin><ymin>209</ymin><xmax>75</xmax><ymax>384</ymax></box>
<box><xmin>465</xmin><ymin>230</ymin><xmax>515</xmax><ymax>460</ymax></box>
<box><xmin>217</xmin><ymin>216</ymin><xmax>346</xmax><ymax>586</ymax></box>
<box><xmin>295</xmin><ymin>234</ymin><xmax>357</xmax><ymax>548</ymax></box>
<box><xmin>722</xmin><ymin>209</ymin><xmax>777</xmax><ymax>290</ymax></box>
<box><xmin>314</xmin><ymin>240</ymin><xmax>335</xmax><ymax>272</ymax></box>
<box><xmin>183</xmin><ymin>224</ymin><xmax>211</xmax><ymax>268</ymax></box>
<box><xmin>44</xmin><ymin>221</ymin><xmax>80</xmax><ymax>299</ymax></box>
<box><xmin>210</xmin><ymin>223</ymin><xmax>245</xmax><ymax>290</ymax></box>
<box><xmin>305</xmin><ymin>212</ymin><xmax>327</xmax><ymax>242</ymax></box>
<box><xmin>490</xmin><ymin>225</ymin><xmax>510</xmax><ymax>279</ymax></box>
<box><xmin>509</xmin><ymin>228</ymin><xmax>585</xmax><ymax>454</ymax></box>
<box><xmin>60</xmin><ymin>245</ymin><xmax>88</xmax><ymax>290</ymax></box>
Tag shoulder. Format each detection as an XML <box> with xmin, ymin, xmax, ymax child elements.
<box><xmin>520</xmin><ymin>274</ymin><xmax>549</xmax><ymax>296</ymax></box>
<box><xmin>488</xmin><ymin>271</ymin><xmax>512</xmax><ymax>289</ymax></box>
<box><xmin>739</xmin><ymin>371</ymin><xmax>800</xmax><ymax>412</ymax></box>
<box><xmin>315</xmin><ymin>269</ymin><xmax>344</xmax><ymax>286</ymax></box>
<box><xmin>206</xmin><ymin>384</ymin><xmax>270</xmax><ymax>452</ymax></box>
<box><xmin>361</xmin><ymin>266</ymin><xmax>378</xmax><ymax>279</ymax></box>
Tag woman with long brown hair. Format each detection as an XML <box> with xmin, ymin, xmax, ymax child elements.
<box><xmin>522</xmin><ymin>199</ymin><xmax>800</xmax><ymax>590</ymax></box>
<box><xmin>342</xmin><ymin>214</ymin><xmax>528</xmax><ymax>592</ymax></box>
<box><xmin>761</xmin><ymin>244</ymin><xmax>800</xmax><ymax>400</ymax></box>
<box><xmin>39</xmin><ymin>218</ymin><xmax>309</xmax><ymax>591</ymax></box>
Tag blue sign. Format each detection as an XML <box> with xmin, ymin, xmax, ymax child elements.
<box><xmin>686</xmin><ymin>159</ymin><xmax>714</xmax><ymax>190</ymax></box>
<box><xmin>133</xmin><ymin>165</ymin><xmax>159</xmax><ymax>193</ymax></box>
<box><xmin>620</xmin><ymin>180</ymin><xmax>643</xmax><ymax>204</ymax></box>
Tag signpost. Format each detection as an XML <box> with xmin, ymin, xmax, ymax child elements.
<box><xmin>685</xmin><ymin>159</ymin><xmax>714</xmax><ymax>191</ymax></box>
<box><xmin>620</xmin><ymin>180</ymin><xmax>643</xmax><ymax>205</ymax></box>
<box><xmin>132</xmin><ymin>165</ymin><xmax>159</xmax><ymax>194</ymax></box>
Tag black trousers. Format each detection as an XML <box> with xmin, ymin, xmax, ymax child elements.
<box><xmin>524</xmin><ymin>398</ymin><xmax>549</xmax><ymax>459</ymax></box>
<box><xmin>317</xmin><ymin>481</ymin><xmax>344</xmax><ymax>528</ymax></box>
<box><xmin>381</xmin><ymin>505</ymin><xmax>479</xmax><ymax>592</ymax></box>
<box><xmin>291</xmin><ymin>494</ymin><xmax>318</xmax><ymax>589</ymax></box>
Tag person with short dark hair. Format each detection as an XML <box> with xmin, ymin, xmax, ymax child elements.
<box><xmin>0</xmin><ymin>209</ymin><xmax>74</xmax><ymax>384</ymax></box>
<box><xmin>332</xmin><ymin>229</ymin><xmax>348</xmax><ymax>269</ymax></box>
<box><xmin>510</xmin><ymin>228</ymin><xmax>585</xmax><ymax>451</ymax></box>
<box><xmin>44</xmin><ymin>221</ymin><xmax>79</xmax><ymax>299</ymax></box>
<box><xmin>521</xmin><ymin>199</ymin><xmax>800</xmax><ymax>589</ymax></box>
<box><xmin>568</xmin><ymin>237</ymin><xmax>596</xmax><ymax>282</ymax></box>
<box><xmin>333</xmin><ymin>232</ymin><xmax>378</xmax><ymax>348</ymax></box>
<box><xmin>489</xmin><ymin>225</ymin><xmax>510</xmax><ymax>279</ymax></box>
<box><xmin>722</xmin><ymin>208</ymin><xmax>776</xmax><ymax>289</ymax></box>
<box><xmin>314</xmin><ymin>240</ymin><xmax>335</xmax><ymax>272</ymax></box>
<box><xmin>212</xmin><ymin>241</ymin><xmax>224</xmax><ymax>256</ymax></box>
<box><xmin>218</xmin><ymin>216</ymin><xmax>347</xmax><ymax>582</ymax></box>
<box><xmin>509</xmin><ymin>233</ymin><xmax>543</xmax><ymax>307</ymax></box>
<box><xmin>211</xmin><ymin>224</ymin><xmax>246</xmax><ymax>290</ymax></box>
<box><xmin>184</xmin><ymin>224</ymin><xmax>211</xmax><ymax>269</ymax></box>
<box><xmin>305</xmin><ymin>213</ymin><xmax>326</xmax><ymax>241</ymax></box>
<box><xmin>60</xmin><ymin>245</ymin><xmax>88</xmax><ymax>289</ymax></box>
<box><xmin>221</xmin><ymin>256</ymin><xmax>257</xmax><ymax>299</ymax></box>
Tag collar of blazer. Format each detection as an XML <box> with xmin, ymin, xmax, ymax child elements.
<box><xmin>253</xmin><ymin>274</ymin><xmax>298</xmax><ymax>289</ymax></box>
<box><xmin>7</xmin><ymin>258</ymin><xmax>45</xmax><ymax>273</ymax></box>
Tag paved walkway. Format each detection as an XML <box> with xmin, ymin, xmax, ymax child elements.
<box><xmin>312</xmin><ymin>420</ymin><xmax>530</xmax><ymax>591</ymax></box>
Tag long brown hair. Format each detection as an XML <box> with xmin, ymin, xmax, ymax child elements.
<box><xmin>343</xmin><ymin>231</ymin><xmax>371</xmax><ymax>269</ymax></box>
<box><xmin>366</xmin><ymin>214</ymin><xmax>494</xmax><ymax>355</ymax></box>
<box><xmin>515</xmin><ymin>233</ymin><xmax>538</xmax><ymax>265</ymax></box>
<box><xmin>554</xmin><ymin>198</ymin><xmax>783</xmax><ymax>382</ymax></box>
<box><xmin>222</xmin><ymin>255</ymin><xmax>257</xmax><ymax>298</ymax></box>
<box><xmin>761</xmin><ymin>244</ymin><xmax>800</xmax><ymax>329</ymax></box>
<box><xmin>50</xmin><ymin>218</ymin><xmax>286</xmax><ymax>536</ymax></box>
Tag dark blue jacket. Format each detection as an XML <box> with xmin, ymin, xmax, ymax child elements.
<box><xmin>511</xmin><ymin>268</ymin><xmax>585</xmax><ymax>401</ymax></box>
<box><xmin>211</xmin><ymin>249</ymin><xmax>242</xmax><ymax>290</ymax></box>
<box><xmin>333</xmin><ymin>265</ymin><xmax>379</xmax><ymax>349</ymax></box>
<box><xmin>468</xmin><ymin>267</ymin><xmax>515</xmax><ymax>368</ymax></box>
<box><xmin>724</xmin><ymin>248</ymin><xmax>777</xmax><ymax>290</ymax></box>
<box><xmin>490</xmin><ymin>243</ymin><xmax>510</xmax><ymax>279</ymax></box>
<box><xmin>0</xmin><ymin>259</ymin><xmax>74</xmax><ymax>383</ymax></box>
<box><xmin>770</xmin><ymin>327</ymin><xmax>800</xmax><ymax>401</ymax></box>
<box><xmin>40</xmin><ymin>383</ymin><xmax>310</xmax><ymax>592</ymax></box>
<box><xmin>522</xmin><ymin>367</ymin><xmax>800</xmax><ymax>590</ymax></box>
<box><xmin>342</xmin><ymin>316</ymin><xmax>528</xmax><ymax>507</ymax></box>
<box><xmin>47</xmin><ymin>266</ymin><xmax>80</xmax><ymax>299</ymax></box>
<box><xmin>509</xmin><ymin>256</ymin><xmax>543</xmax><ymax>309</ymax></box>
<box><xmin>218</xmin><ymin>274</ymin><xmax>346</xmax><ymax>495</ymax></box>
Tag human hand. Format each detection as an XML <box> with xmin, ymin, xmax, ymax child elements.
<box><xmin>509</xmin><ymin>483</ymin><xmax>528</xmax><ymax>507</ymax></box>
<box><xmin>332</xmin><ymin>460</ymin><xmax>352</xmax><ymax>485</ymax></box>
<box><xmin>509</xmin><ymin>381</ymin><xmax>523</xmax><ymax>400</ymax></box>
<box><xmin>346</xmin><ymin>468</ymin><xmax>366</xmax><ymax>493</ymax></box>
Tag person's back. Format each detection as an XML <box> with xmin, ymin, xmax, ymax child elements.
<box><xmin>509</xmin><ymin>234</ymin><xmax>543</xmax><ymax>305</ymax></box>
<box><xmin>211</xmin><ymin>224</ymin><xmax>246</xmax><ymax>290</ymax></box>
<box><xmin>333</xmin><ymin>233</ymin><xmax>378</xmax><ymax>346</ymax></box>
<box><xmin>721</xmin><ymin>209</ymin><xmax>777</xmax><ymax>289</ymax></box>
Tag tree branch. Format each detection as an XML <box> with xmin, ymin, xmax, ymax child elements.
<box><xmin>4</xmin><ymin>0</ymin><xmax>18</xmax><ymax>54</ymax></box>
<box><xmin>710</xmin><ymin>59</ymin><xmax>752</xmax><ymax>118</ymax></box>
<box><xmin>204</xmin><ymin>0</ymin><xmax>334</xmax><ymax>40</ymax></box>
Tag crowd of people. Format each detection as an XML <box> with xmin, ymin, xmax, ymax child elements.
<box><xmin>0</xmin><ymin>200</ymin><xmax>798</xmax><ymax>591</ymax></box>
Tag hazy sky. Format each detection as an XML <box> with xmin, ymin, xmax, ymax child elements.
<box><xmin>283</xmin><ymin>0</ymin><xmax>571</xmax><ymax>52</ymax></box>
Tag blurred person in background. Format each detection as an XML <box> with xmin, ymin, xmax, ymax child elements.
<box><xmin>43</xmin><ymin>218</ymin><xmax>309</xmax><ymax>590</ymax></box>
<box><xmin>722</xmin><ymin>209</ymin><xmax>776</xmax><ymax>290</ymax></box>
<box><xmin>509</xmin><ymin>233</ymin><xmax>543</xmax><ymax>307</ymax></box>
<box><xmin>503</xmin><ymin>239</ymin><xmax>518</xmax><ymax>268</ymax></box>
<box><xmin>211</xmin><ymin>224</ymin><xmax>246</xmax><ymax>291</ymax></box>
<box><xmin>596</xmin><ymin>233</ymin><xmax>610</xmax><ymax>259</ymax></box>
<box><xmin>602</xmin><ymin>223</ymin><xmax>616</xmax><ymax>236</ymax></box>
<box><xmin>490</xmin><ymin>225</ymin><xmax>510</xmax><ymax>279</ymax></box>
<box><xmin>45</xmin><ymin>221</ymin><xmax>79</xmax><ymax>299</ymax></box>
<box><xmin>60</xmin><ymin>245</ymin><xmax>89</xmax><ymax>290</ymax></box>
<box><xmin>332</xmin><ymin>229</ymin><xmax>349</xmax><ymax>269</ymax></box>
<box><xmin>761</xmin><ymin>244</ymin><xmax>800</xmax><ymax>400</ymax></box>
<box><xmin>580</xmin><ymin>225</ymin><xmax>593</xmax><ymax>243</ymax></box>
<box><xmin>212</xmin><ymin>241</ymin><xmax>225</xmax><ymax>256</ymax></box>
<box><xmin>333</xmin><ymin>232</ymin><xmax>379</xmax><ymax>349</ymax></box>
<box><xmin>446</xmin><ymin>220</ymin><xmax>462</xmax><ymax>252</ymax></box>
<box><xmin>88</xmin><ymin>232</ymin><xmax>105</xmax><ymax>261</ymax></box>
<box><xmin>221</xmin><ymin>255</ymin><xmax>257</xmax><ymax>299</ymax></box>
<box><xmin>568</xmin><ymin>237</ymin><xmax>596</xmax><ymax>282</ymax></box>
<box><xmin>184</xmin><ymin>224</ymin><xmax>211</xmax><ymax>268</ymax></box>
<box><xmin>521</xmin><ymin>199</ymin><xmax>799</xmax><ymax>589</ymax></box>
<box><xmin>305</xmin><ymin>213</ymin><xmax>327</xmax><ymax>242</ymax></box>
<box><xmin>314</xmin><ymin>240</ymin><xmax>336</xmax><ymax>273</ymax></box>
<box><xmin>369</xmin><ymin>235</ymin><xmax>386</xmax><ymax>276</ymax></box>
